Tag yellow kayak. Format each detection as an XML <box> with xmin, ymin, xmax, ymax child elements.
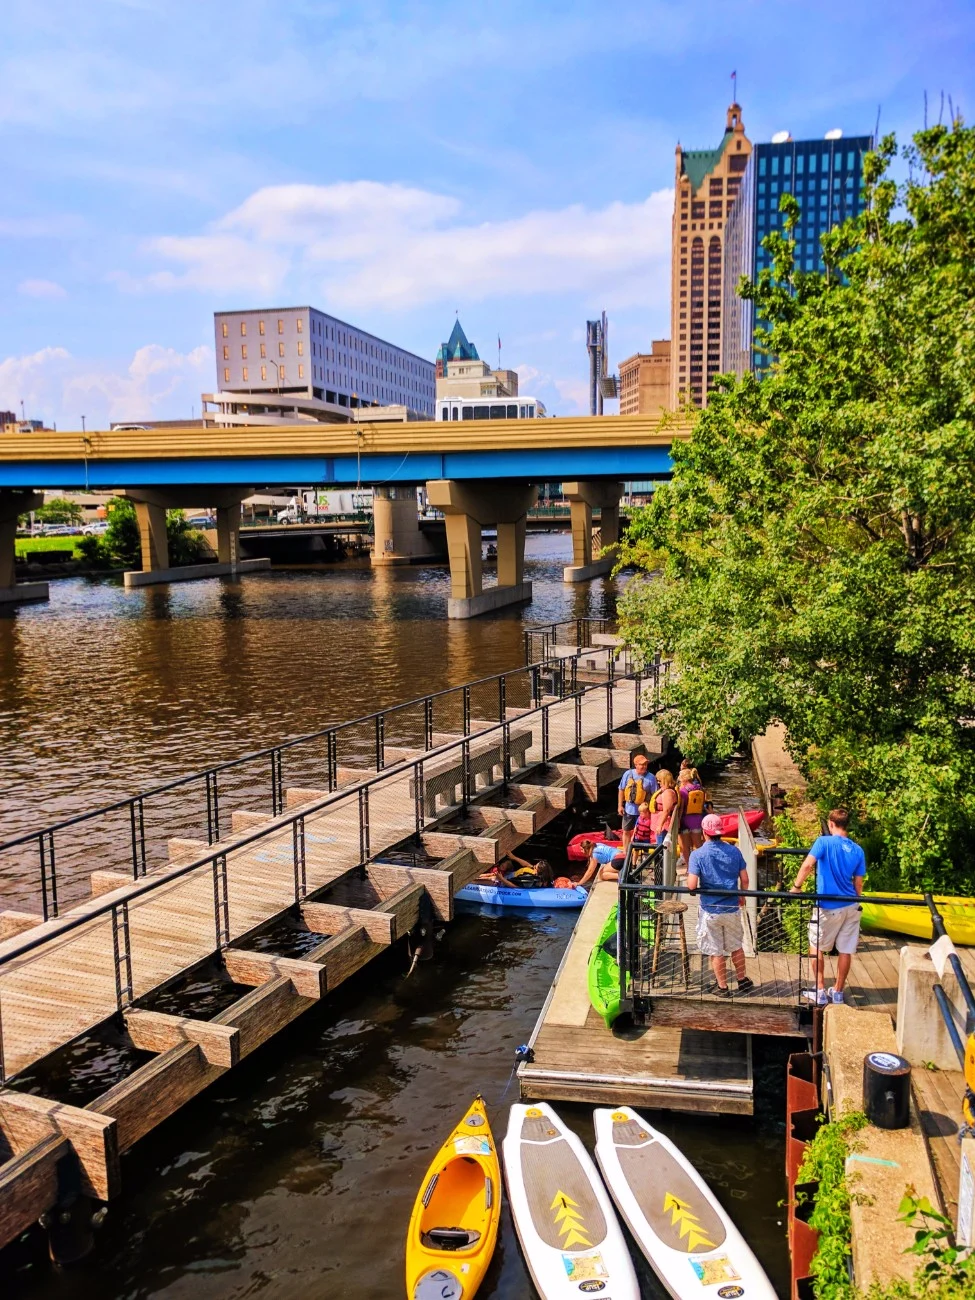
<box><xmin>860</xmin><ymin>893</ymin><xmax>975</xmax><ymax>946</ymax></box>
<box><xmin>405</xmin><ymin>1096</ymin><xmax>501</xmax><ymax>1299</ymax></box>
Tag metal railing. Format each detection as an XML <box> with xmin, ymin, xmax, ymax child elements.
<box><xmin>0</xmin><ymin>658</ymin><xmax>660</xmax><ymax>1082</ymax></box>
<box><xmin>0</xmin><ymin>647</ymin><xmax>660</xmax><ymax>920</ymax></box>
<box><xmin>618</xmin><ymin>846</ymin><xmax>929</xmax><ymax>1018</ymax></box>
<box><xmin>522</xmin><ymin>617</ymin><xmax>615</xmax><ymax>666</ymax></box>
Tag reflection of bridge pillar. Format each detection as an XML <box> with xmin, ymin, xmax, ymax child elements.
<box><xmin>426</xmin><ymin>479</ymin><xmax>537</xmax><ymax>619</ymax></box>
<box><xmin>371</xmin><ymin>486</ymin><xmax>436</xmax><ymax>566</ymax></box>
<box><xmin>123</xmin><ymin>488</ymin><xmax>270</xmax><ymax>588</ymax></box>
<box><xmin>562</xmin><ymin>481</ymin><xmax>623</xmax><ymax>583</ymax></box>
<box><xmin>0</xmin><ymin>491</ymin><xmax>49</xmax><ymax>604</ymax></box>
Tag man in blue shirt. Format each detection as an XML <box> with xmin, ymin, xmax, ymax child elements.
<box><xmin>791</xmin><ymin>808</ymin><xmax>866</xmax><ymax>1006</ymax></box>
<box><xmin>618</xmin><ymin>754</ymin><xmax>658</xmax><ymax>852</ymax></box>
<box><xmin>687</xmin><ymin>814</ymin><xmax>754</xmax><ymax>997</ymax></box>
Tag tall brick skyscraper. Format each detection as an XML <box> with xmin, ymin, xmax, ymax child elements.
<box><xmin>671</xmin><ymin>103</ymin><xmax>751</xmax><ymax>407</ymax></box>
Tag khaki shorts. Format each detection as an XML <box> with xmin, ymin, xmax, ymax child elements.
<box><xmin>808</xmin><ymin>903</ymin><xmax>861</xmax><ymax>955</ymax></box>
<box><xmin>696</xmin><ymin>909</ymin><xmax>744</xmax><ymax>956</ymax></box>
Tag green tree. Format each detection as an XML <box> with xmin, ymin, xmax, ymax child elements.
<box><xmin>99</xmin><ymin>497</ymin><xmax>213</xmax><ymax>569</ymax></box>
<box><xmin>36</xmin><ymin>497</ymin><xmax>84</xmax><ymax>525</ymax></box>
<box><xmin>618</xmin><ymin>120</ymin><xmax>975</xmax><ymax>892</ymax></box>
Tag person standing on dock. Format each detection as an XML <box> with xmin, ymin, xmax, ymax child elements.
<box><xmin>618</xmin><ymin>754</ymin><xmax>658</xmax><ymax>852</ymax></box>
<box><xmin>791</xmin><ymin>809</ymin><xmax>866</xmax><ymax>1006</ymax></box>
<box><xmin>677</xmin><ymin>765</ymin><xmax>708</xmax><ymax>869</ymax></box>
<box><xmin>687</xmin><ymin>813</ymin><xmax>754</xmax><ymax>998</ymax></box>
<box><xmin>649</xmin><ymin>770</ymin><xmax>680</xmax><ymax>846</ymax></box>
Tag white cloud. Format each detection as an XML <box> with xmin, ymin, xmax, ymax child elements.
<box><xmin>0</xmin><ymin>344</ymin><xmax>212</xmax><ymax>429</ymax></box>
<box><xmin>132</xmin><ymin>180</ymin><xmax>674</xmax><ymax>312</ymax></box>
<box><xmin>18</xmin><ymin>278</ymin><xmax>67</xmax><ymax>299</ymax></box>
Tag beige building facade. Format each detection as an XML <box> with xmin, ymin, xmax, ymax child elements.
<box><xmin>618</xmin><ymin>340</ymin><xmax>671</xmax><ymax>414</ymax></box>
<box><xmin>671</xmin><ymin>103</ymin><xmax>751</xmax><ymax>407</ymax></box>
<box><xmin>436</xmin><ymin>359</ymin><xmax>519</xmax><ymax>400</ymax></box>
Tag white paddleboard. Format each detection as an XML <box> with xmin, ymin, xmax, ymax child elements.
<box><xmin>503</xmin><ymin>1102</ymin><xmax>639</xmax><ymax>1299</ymax></box>
<box><xmin>593</xmin><ymin>1107</ymin><xmax>777</xmax><ymax>1300</ymax></box>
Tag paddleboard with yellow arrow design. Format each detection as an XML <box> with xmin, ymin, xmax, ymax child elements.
<box><xmin>502</xmin><ymin>1102</ymin><xmax>639</xmax><ymax>1299</ymax></box>
<box><xmin>593</xmin><ymin>1107</ymin><xmax>776</xmax><ymax>1299</ymax></box>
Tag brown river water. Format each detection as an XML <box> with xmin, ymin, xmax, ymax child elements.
<box><xmin>0</xmin><ymin>535</ymin><xmax>791</xmax><ymax>1298</ymax></box>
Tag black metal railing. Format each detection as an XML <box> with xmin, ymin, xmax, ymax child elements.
<box><xmin>618</xmin><ymin>850</ymin><xmax>929</xmax><ymax>1019</ymax></box>
<box><xmin>0</xmin><ymin>648</ymin><xmax>668</xmax><ymax>921</ymax></box>
<box><xmin>0</xmin><ymin>657</ymin><xmax>658</xmax><ymax>1083</ymax></box>
<box><xmin>522</xmin><ymin>617</ymin><xmax>614</xmax><ymax>666</ymax></box>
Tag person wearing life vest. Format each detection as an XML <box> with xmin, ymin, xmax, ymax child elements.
<box><xmin>617</xmin><ymin>754</ymin><xmax>658</xmax><ymax>852</ymax></box>
<box><xmin>677</xmin><ymin>765</ymin><xmax>708</xmax><ymax>869</ymax></box>
<box><xmin>649</xmin><ymin>770</ymin><xmax>680</xmax><ymax>846</ymax></box>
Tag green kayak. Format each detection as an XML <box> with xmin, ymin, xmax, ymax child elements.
<box><xmin>588</xmin><ymin>901</ymin><xmax>654</xmax><ymax>1028</ymax></box>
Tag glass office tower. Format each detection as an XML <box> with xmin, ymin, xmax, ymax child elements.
<box><xmin>722</xmin><ymin>133</ymin><xmax>873</xmax><ymax>377</ymax></box>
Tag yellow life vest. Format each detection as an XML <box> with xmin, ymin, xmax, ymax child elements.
<box><xmin>683</xmin><ymin>785</ymin><xmax>706</xmax><ymax>816</ymax></box>
<box><xmin>624</xmin><ymin>773</ymin><xmax>649</xmax><ymax>806</ymax></box>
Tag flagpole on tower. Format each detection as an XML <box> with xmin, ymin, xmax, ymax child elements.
<box><xmin>731</xmin><ymin>69</ymin><xmax>737</xmax><ymax>102</ymax></box>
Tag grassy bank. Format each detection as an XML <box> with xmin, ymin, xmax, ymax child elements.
<box><xmin>15</xmin><ymin>536</ymin><xmax>87</xmax><ymax>558</ymax></box>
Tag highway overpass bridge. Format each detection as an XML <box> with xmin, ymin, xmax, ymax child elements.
<box><xmin>0</xmin><ymin>414</ymin><xmax>688</xmax><ymax>617</ymax></box>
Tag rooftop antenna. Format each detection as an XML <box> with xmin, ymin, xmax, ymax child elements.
<box><xmin>874</xmin><ymin>104</ymin><xmax>881</xmax><ymax>147</ymax></box>
<box><xmin>731</xmin><ymin>69</ymin><xmax>737</xmax><ymax>102</ymax></box>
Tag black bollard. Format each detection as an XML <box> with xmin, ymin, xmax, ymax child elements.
<box><xmin>862</xmin><ymin>1051</ymin><xmax>911</xmax><ymax>1129</ymax></box>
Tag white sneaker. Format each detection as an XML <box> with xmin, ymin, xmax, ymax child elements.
<box><xmin>803</xmin><ymin>988</ymin><xmax>828</xmax><ymax>1006</ymax></box>
<box><xmin>830</xmin><ymin>988</ymin><xmax>844</xmax><ymax>1004</ymax></box>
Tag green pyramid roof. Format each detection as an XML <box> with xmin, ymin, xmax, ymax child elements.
<box><xmin>437</xmin><ymin>318</ymin><xmax>479</xmax><ymax>364</ymax></box>
<box><xmin>681</xmin><ymin>129</ymin><xmax>733</xmax><ymax>192</ymax></box>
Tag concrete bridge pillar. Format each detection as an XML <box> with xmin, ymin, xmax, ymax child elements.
<box><xmin>426</xmin><ymin>479</ymin><xmax>537</xmax><ymax>618</ymax></box>
<box><xmin>0</xmin><ymin>491</ymin><xmax>49</xmax><ymax>605</ymax></box>
<box><xmin>123</xmin><ymin>488</ymin><xmax>270</xmax><ymax>588</ymax></box>
<box><xmin>562</xmin><ymin>481</ymin><xmax>624</xmax><ymax>583</ymax></box>
<box><xmin>371</xmin><ymin>486</ymin><xmax>437</xmax><ymax>566</ymax></box>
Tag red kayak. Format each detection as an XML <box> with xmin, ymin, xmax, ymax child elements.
<box><xmin>566</xmin><ymin>808</ymin><xmax>766</xmax><ymax>861</ymax></box>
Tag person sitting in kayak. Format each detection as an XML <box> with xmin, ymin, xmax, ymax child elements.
<box><xmin>618</xmin><ymin>754</ymin><xmax>658</xmax><ymax>853</ymax></box>
<box><xmin>649</xmin><ymin>770</ymin><xmax>680</xmax><ymax>846</ymax></box>
<box><xmin>687</xmin><ymin>813</ymin><xmax>754</xmax><ymax>998</ymax></box>
<box><xmin>475</xmin><ymin>852</ymin><xmax>555</xmax><ymax>888</ymax></box>
<box><xmin>577</xmin><ymin>838</ymin><xmax>625</xmax><ymax>887</ymax></box>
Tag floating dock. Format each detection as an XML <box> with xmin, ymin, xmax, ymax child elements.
<box><xmin>518</xmin><ymin>883</ymin><xmax>754</xmax><ymax>1114</ymax></box>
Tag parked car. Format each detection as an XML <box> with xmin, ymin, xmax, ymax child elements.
<box><xmin>42</xmin><ymin>524</ymin><xmax>83</xmax><ymax>536</ymax></box>
<box><xmin>82</xmin><ymin>521</ymin><xmax>109</xmax><ymax>536</ymax></box>
<box><xmin>185</xmin><ymin>515</ymin><xmax>215</xmax><ymax>528</ymax></box>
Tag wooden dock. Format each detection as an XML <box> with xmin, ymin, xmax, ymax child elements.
<box><xmin>0</xmin><ymin>649</ymin><xmax>663</xmax><ymax>1255</ymax></box>
<box><xmin>518</xmin><ymin>883</ymin><xmax>754</xmax><ymax>1115</ymax></box>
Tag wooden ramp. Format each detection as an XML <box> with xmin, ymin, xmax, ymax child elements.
<box><xmin>0</xmin><ymin>663</ymin><xmax>658</xmax><ymax>1253</ymax></box>
<box><xmin>518</xmin><ymin>884</ymin><xmax>754</xmax><ymax>1115</ymax></box>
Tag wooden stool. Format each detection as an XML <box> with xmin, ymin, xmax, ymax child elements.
<box><xmin>651</xmin><ymin>900</ymin><xmax>690</xmax><ymax>987</ymax></box>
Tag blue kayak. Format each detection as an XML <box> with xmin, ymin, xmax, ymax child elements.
<box><xmin>456</xmin><ymin>881</ymin><xmax>587</xmax><ymax>909</ymax></box>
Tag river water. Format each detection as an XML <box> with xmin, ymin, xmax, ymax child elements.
<box><xmin>1</xmin><ymin>535</ymin><xmax>789</xmax><ymax>1298</ymax></box>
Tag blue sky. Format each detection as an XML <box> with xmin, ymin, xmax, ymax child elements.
<box><xmin>1</xmin><ymin>0</ymin><xmax>971</xmax><ymax>429</ymax></box>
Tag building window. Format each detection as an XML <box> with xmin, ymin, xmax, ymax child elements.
<box><xmin>296</xmin><ymin>318</ymin><xmax>303</xmax><ymax>333</ymax></box>
<box><xmin>222</xmin><ymin>322</ymin><xmax>228</xmax><ymax>338</ymax></box>
<box><xmin>709</xmin><ymin>179</ymin><xmax>723</xmax><ymax>195</ymax></box>
<box><xmin>240</xmin><ymin>322</ymin><xmax>247</xmax><ymax>336</ymax></box>
<box><xmin>223</xmin><ymin>345</ymin><xmax>229</xmax><ymax>360</ymax></box>
<box><xmin>242</xmin><ymin>367</ymin><xmax>248</xmax><ymax>382</ymax></box>
<box><xmin>261</xmin><ymin>366</ymin><xmax>267</xmax><ymax>381</ymax></box>
<box><xmin>278</xmin><ymin>319</ymin><xmax>284</xmax><ymax>334</ymax></box>
<box><xmin>279</xmin><ymin>343</ymin><xmax>285</xmax><ymax>357</ymax></box>
<box><xmin>260</xmin><ymin>343</ymin><xmax>266</xmax><ymax>358</ymax></box>
<box><xmin>298</xmin><ymin>364</ymin><xmax>304</xmax><ymax>379</ymax></box>
<box><xmin>259</xmin><ymin>320</ymin><xmax>265</xmax><ymax>335</ymax></box>
<box><xmin>224</xmin><ymin>368</ymin><xmax>230</xmax><ymax>382</ymax></box>
<box><xmin>241</xmin><ymin>345</ymin><xmax>247</xmax><ymax>359</ymax></box>
<box><xmin>297</xmin><ymin>341</ymin><xmax>303</xmax><ymax>356</ymax></box>
<box><xmin>279</xmin><ymin>366</ymin><xmax>286</xmax><ymax>379</ymax></box>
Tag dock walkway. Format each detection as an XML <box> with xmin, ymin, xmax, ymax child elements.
<box><xmin>518</xmin><ymin>883</ymin><xmax>754</xmax><ymax>1114</ymax></box>
<box><xmin>0</xmin><ymin>645</ymin><xmax>661</xmax><ymax>1254</ymax></box>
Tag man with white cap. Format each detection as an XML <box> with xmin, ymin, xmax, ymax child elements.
<box><xmin>686</xmin><ymin>813</ymin><xmax>754</xmax><ymax>997</ymax></box>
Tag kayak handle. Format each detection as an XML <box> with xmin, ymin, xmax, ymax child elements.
<box><xmin>485</xmin><ymin>1175</ymin><xmax>493</xmax><ymax>1209</ymax></box>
